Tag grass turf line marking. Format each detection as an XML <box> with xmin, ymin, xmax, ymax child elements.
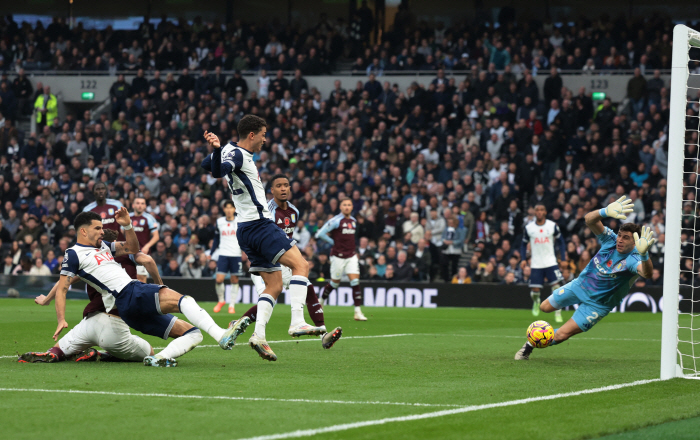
<box><xmin>415</xmin><ymin>333</ymin><xmax>662</xmax><ymax>342</ymax></box>
<box><xmin>0</xmin><ymin>388</ymin><xmax>463</xmax><ymax>408</ymax></box>
<box><xmin>152</xmin><ymin>333</ymin><xmax>414</xmax><ymax>349</ymax></box>
<box><xmin>234</xmin><ymin>378</ymin><xmax>666</xmax><ymax>440</ymax></box>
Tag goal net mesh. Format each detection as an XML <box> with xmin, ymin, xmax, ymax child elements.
<box><xmin>677</xmin><ymin>29</ymin><xmax>700</xmax><ymax>376</ymax></box>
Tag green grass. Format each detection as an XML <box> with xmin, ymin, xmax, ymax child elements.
<box><xmin>1</xmin><ymin>298</ymin><xmax>699</xmax><ymax>440</ymax></box>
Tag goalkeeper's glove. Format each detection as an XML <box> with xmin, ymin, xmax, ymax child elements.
<box><xmin>634</xmin><ymin>226</ymin><xmax>656</xmax><ymax>257</ymax></box>
<box><xmin>599</xmin><ymin>196</ymin><xmax>634</xmax><ymax>220</ymax></box>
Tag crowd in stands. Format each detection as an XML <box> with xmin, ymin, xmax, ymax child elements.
<box><xmin>0</xmin><ymin>11</ymin><xmax>692</xmax><ymax>285</ymax></box>
<box><xmin>0</xmin><ymin>9</ymin><xmax>693</xmax><ymax>77</ymax></box>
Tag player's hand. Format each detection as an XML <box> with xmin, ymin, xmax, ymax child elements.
<box><xmin>204</xmin><ymin>131</ymin><xmax>221</xmax><ymax>149</ymax></box>
<box><xmin>634</xmin><ymin>226</ymin><xmax>656</xmax><ymax>256</ymax></box>
<box><xmin>142</xmin><ymin>244</ymin><xmax>151</xmax><ymax>254</ymax></box>
<box><xmin>603</xmin><ymin>196</ymin><xmax>634</xmax><ymax>220</ymax></box>
<box><xmin>53</xmin><ymin>320</ymin><xmax>68</xmax><ymax>341</ymax></box>
<box><xmin>115</xmin><ymin>206</ymin><xmax>131</xmax><ymax>226</ymax></box>
<box><xmin>35</xmin><ymin>294</ymin><xmax>50</xmax><ymax>306</ymax></box>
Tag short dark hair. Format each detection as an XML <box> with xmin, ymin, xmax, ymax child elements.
<box><xmin>270</xmin><ymin>174</ymin><xmax>289</xmax><ymax>186</ymax></box>
<box><xmin>619</xmin><ymin>223</ymin><xmax>642</xmax><ymax>236</ymax></box>
<box><xmin>237</xmin><ymin>115</ymin><xmax>267</xmax><ymax>139</ymax></box>
<box><xmin>222</xmin><ymin>200</ymin><xmax>235</xmax><ymax>208</ymax></box>
<box><xmin>74</xmin><ymin>211</ymin><xmax>101</xmax><ymax>231</ymax></box>
<box><xmin>102</xmin><ymin>229</ymin><xmax>118</xmax><ymax>242</ymax></box>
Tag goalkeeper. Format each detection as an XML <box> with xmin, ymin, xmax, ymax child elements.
<box><xmin>515</xmin><ymin>195</ymin><xmax>655</xmax><ymax>360</ymax></box>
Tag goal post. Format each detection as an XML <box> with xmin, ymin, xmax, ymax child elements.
<box><xmin>660</xmin><ymin>24</ymin><xmax>700</xmax><ymax>379</ymax></box>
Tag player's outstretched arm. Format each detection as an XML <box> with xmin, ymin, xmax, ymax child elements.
<box><xmin>585</xmin><ymin>195</ymin><xmax>634</xmax><ymax>235</ymax></box>
<box><xmin>635</xmin><ymin>226</ymin><xmax>655</xmax><ymax>278</ymax></box>
<box><xmin>36</xmin><ymin>277</ymin><xmax>80</xmax><ymax>306</ymax></box>
<box><xmin>53</xmin><ymin>275</ymin><xmax>71</xmax><ymax>340</ymax></box>
<box><xmin>135</xmin><ymin>253</ymin><xmax>163</xmax><ymax>284</ymax></box>
<box><xmin>113</xmin><ymin>207</ymin><xmax>139</xmax><ymax>256</ymax></box>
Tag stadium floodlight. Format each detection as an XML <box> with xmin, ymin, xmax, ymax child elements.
<box><xmin>661</xmin><ymin>24</ymin><xmax>700</xmax><ymax>379</ymax></box>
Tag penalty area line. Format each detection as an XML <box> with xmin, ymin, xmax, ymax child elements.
<box><xmin>233</xmin><ymin>378</ymin><xmax>666</xmax><ymax>440</ymax></box>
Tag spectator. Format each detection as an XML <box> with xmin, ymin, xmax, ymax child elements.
<box><xmin>33</xmin><ymin>86</ymin><xmax>57</xmax><ymax>131</ymax></box>
<box><xmin>28</xmin><ymin>257</ymin><xmax>51</xmax><ymax>276</ymax></box>
<box><xmin>393</xmin><ymin>250</ymin><xmax>414</xmax><ymax>281</ymax></box>
<box><xmin>452</xmin><ymin>267</ymin><xmax>471</xmax><ymax>284</ymax></box>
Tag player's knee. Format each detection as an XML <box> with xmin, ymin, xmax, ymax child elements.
<box><xmin>215</xmin><ymin>274</ymin><xmax>225</xmax><ymax>283</ymax></box>
<box><xmin>292</xmin><ymin>257</ymin><xmax>309</xmax><ymax>275</ymax></box>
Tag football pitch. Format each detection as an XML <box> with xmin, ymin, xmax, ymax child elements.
<box><xmin>1</xmin><ymin>298</ymin><xmax>700</xmax><ymax>440</ymax></box>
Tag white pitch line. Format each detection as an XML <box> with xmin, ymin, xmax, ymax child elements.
<box><xmin>153</xmin><ymin>333</ymin><xmax>414</xmax><ymax>349</ymax></box>
<box><xmin>414</xmin><ymin>333</ymin><xmax>662</xmax><ymax>342</ymax></box>
<box><xmin>0</xmin><ymin>388</ymin><xmax>462</xmax><ymax>408</ymax></box>
<box><xmin>233</xmin><ymin>378</ymin><xmax>666</xmax><ymax>440</ymax></box>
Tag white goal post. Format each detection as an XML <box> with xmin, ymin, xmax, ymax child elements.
<box><xmin>660</xmin><ymin>24</ymin><xmax>700</xmax><ymax>379</ymax></box>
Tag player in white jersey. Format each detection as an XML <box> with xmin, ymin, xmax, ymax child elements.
<box><xmin>18</xmin><ymin>229</ymin><xmax>164</xmax><ymax>363</ymax></box>
<box><xmin>54</xmin><ymin>209</ymin><xmax>249</xmax><ymax>367</ymax></box>
<box><xmin>520</xmin><ymin>204</ymin><xmax>566</xmax><ymax>323</ymax></box>
<box><xmin>202</xmin><ymin>115</ymin><xmax>320</xmax><ymax>362</ymax></box>
<box><xmin>212</xmin><ymin>200</ymin><xmax>242</xmax><ymax>314</ymax></box>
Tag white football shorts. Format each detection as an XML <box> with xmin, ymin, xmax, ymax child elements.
<box><xmin>58</xmin><ymin>312</ymin><xmax>152</xmax><ymax>361</ymax></box>
<box><xmin>330</xmin><ymin>255</ymin><xmax>360</xmax><ymax>280</ymax></box>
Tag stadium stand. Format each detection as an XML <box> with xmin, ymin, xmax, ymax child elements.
<box><xmin>0</xmin><ymin>12</ymin><xmax>682</xmax><ymax>283</ymax></box>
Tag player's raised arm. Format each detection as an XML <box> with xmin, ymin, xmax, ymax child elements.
<box><xmin>584</xmin><ymin>195</ymin><xmax>634</xmax><ymax>236</ymax></box>
<box><xmin>635</xmin><ymin>226</ymin><xmax>656</xmax><ymax>278</ymax></box>
<box><xmin>204</xmin><ymin>131</ymin><xmax>223</xmax><ymax>178</ymax></box>
<box><xmin>112</xmin><ymin>207</ymin><xmax>139</xmax><ymax>256</ymax></box>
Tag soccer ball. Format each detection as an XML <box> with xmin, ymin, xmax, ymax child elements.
<box><xmin>527</xmin><ymin>321</ymin><xmax>554</xmax><ymax>348</ymax></box>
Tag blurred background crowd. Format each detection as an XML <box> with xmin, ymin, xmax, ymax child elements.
<box><xmin>0</xmin><ymin>8</ymin><xmax>689</xmax><ymax>286</ymax></box>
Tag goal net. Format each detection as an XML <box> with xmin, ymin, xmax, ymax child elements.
<box><xmin>661</xmin><ymin>25</ymin><xmax>700</xmax><ymax>379</ymax></box>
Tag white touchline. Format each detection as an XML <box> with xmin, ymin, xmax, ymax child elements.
<box><xmin>233</xmin><ymin>378</ymin><xmax>667</xmax><ymax>440</ymax></box>
<box><xmin>0</xmin><ymin>388</ymin><xmax>462</xmax><ymax>408</ymax></box>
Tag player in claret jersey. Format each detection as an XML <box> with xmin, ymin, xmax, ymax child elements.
<box><xmin>515</xmin><ymin>196</ymin><xmax>655</xmax><ymax>360</ymax></box>
<box><xmin>316</xmin><ymin>199</ymin><xmax>366</xmax><ymax>321</ymax></box>
<box><xmin>211</xmin><ymin>200</ymin><xmax>242</xmax><ymax>314</ymax></box>
<box><xmin>129</xmin><ymin>197</ymin><xmax>160</xmax><ymax>283</ymax></box>
<box><xmin>230</xmin><ymin>174</ymin><xmax>342</xmax><ymax>349</ymax></box>
<box><xmin>83</xmin><ymin>182</ymin><xmax>124</xmax><ymax>236</ymax></box>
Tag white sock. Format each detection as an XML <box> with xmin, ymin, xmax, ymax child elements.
<box><xmin>355</xmin><ymin>306</ymin><xmax>362</xmax><ymax>314</ymax></box>
<box><xmin>254</xmin><ymin>293</ymin><xmax>276</xmax><ymax>339</ymax></box>
<box><xmin>215</xmin><ymin>283</ymin><xmax>225</xmax><ymax>303</ymax></box>
<box><xmin>555</xmin><ymin>309</ymin><xmax>562</xmax><ymax>318</ymax></box>
<box><xmin>230</xmin><ymin>284</ymin><xmax>239</xmax><ymax>305</ymax></box>
<box><xmin>289</xmin><ymin>275</ymin><xmax>308</xmax><ymax>327</ymax></box>
<box><xmin>157</xmin><ymin>328</ymin><xmax>203</xmax><ymax>359</ymax></box>
<box><xmin>530</xmin><ymin>290</ymin><xmax>540</xmax><ymax>301</ymax></box>
<box><xmin>178</xmin><ymin>296</ymin><xmax>225</xmax><ymax>342</ymax></box>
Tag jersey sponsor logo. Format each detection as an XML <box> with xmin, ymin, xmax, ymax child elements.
<box><xmin>342</xmin><ymin>228</ymin><xmax>355</xmax><ymax>234</ymax></box>
<box><xmin>133</xmin><ymin>226</ymin><xmax>145</xmax><ymax>232</ymax></box>
<box><xmin>534</xmin><ymin>237</ymin><xmax>550</xmax><ymax>244</ymax></box>
<box><xmin>221</xmin><ymin>230</ymin><xmax>237</xmax><ymax>236</ymax></box>
<box><xmin>94</xmin><ymin>251</ymin><xmax>115</xmax><ymax>265</ymax></box>
<box><xmin>102</xmin><ymin>218</ymin><xmax>115</xmax><ymax>224</ymax></box>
